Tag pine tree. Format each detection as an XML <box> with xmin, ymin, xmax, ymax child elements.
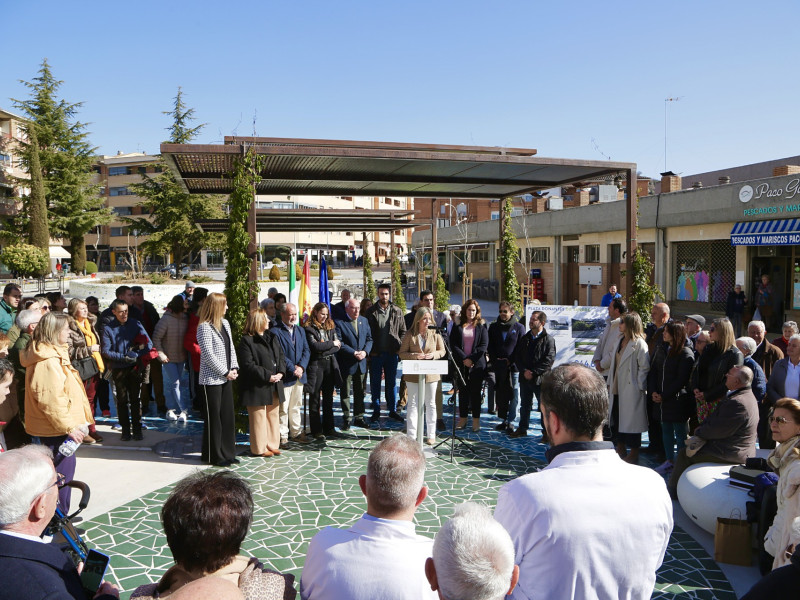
<box><xmin>127</xmin><ymin>88</ymin><xmax>224</xmax><ymax>268</ymax></box>
<box><xmin>12</xmin><ymin>59</ymin><xmax>111</xmax><ymax>273</ymax></box>
<box><xmin>362</xmin><ymin>235</ymin><xmax>376</xmax><ymax>301</ymax></box>
<box><xmin>391</xmin><ymin>256</ymin><xmax>407</xmax><ymax>311</ymax></box>
<box><xmin>434</xmin><ymin>268</ymin><xmax>450</xmax><ymax>313</ymax></box>
<box><xmin>163</xmin><ymin>87</ymin><xmax>206</xmax><ymax>144</ymax></box>
<box><xmin>25</xmin><ymin>127</ymin><xmax>50</xmax><ymax>276</ymax></box>
<box><xmin>500</xmin><ymin>197</ymin><xmax>522</xmax><ymax>315</ymax></box>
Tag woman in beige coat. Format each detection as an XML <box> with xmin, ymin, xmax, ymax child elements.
<box><xmin>607</xmin><ymin>312</ymin><xmax>650</xmax><ymax>464</ymax></box>
<box><xmin>399</xmin><ymin>307</ymin><xmax>445</xmax><ymax>445</ymax></box>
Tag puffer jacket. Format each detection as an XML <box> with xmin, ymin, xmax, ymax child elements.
<box><xmin>655</xmin><ymin>345</ymin><xmax>695</xmax><ymax>423</ymax></box>
<box><xmin>20</xmin><ymin>342</ymin><xmax>93</xmax><ymax>437</ymax></box>
<box><xmin>764</xmin><ymin>436</ymin><xmax>800</xmax><ymax>570</ymax></box>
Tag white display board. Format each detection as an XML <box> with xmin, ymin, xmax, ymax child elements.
<box><xmin>525</xmin><ymin>304</ymin><xmax>609</xmax><ymax>369</ymax></box>
<box><xmin>579</xmin><ymin>265</ymin><xmax>603</xmax><ymax>286</ymax></box>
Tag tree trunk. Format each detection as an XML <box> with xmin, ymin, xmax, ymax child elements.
<box><xmin>70</xmin><ymin>234</ymin><xmax>86</xmax><ymax>273</ymax></box>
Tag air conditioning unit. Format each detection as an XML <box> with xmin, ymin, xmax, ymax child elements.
<box><xmin>547</xmin><ymin>197</ymin><xmax>563</xmax><ymax>211</ymax></box>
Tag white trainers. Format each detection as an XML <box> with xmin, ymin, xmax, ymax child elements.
<box><xmin>177</xmin><ymin>411</ymin><xmax>188</xmax><ymax>423</ymax></box>
<box><xmin>166</xmin><ymin>409</ymin><xmax>178</xmax><ymax>421</ymax></box>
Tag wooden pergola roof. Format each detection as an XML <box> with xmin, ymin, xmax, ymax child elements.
<box><xmin>161</xmin><ymin>136</ymin><xmax>635</xmax><ymax>200</ymax></box>
<box><xmin>197</xmin><ymin>208</ymin><xmax>419</xmax><ymax>233</ymax></box>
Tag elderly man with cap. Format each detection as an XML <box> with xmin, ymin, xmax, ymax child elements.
<box><xmin>181</xmin><ymin>281</ymin><xmax>196</xmax><ymax>303</ymax></box>
<box><xmin>0</xmin><ymin>445</ymin><xmax>119</xmax><ymax>600</ymax></box>
<box><xmin>685</xmin><ymin>314</ymin><xmax>705</xmax><ymax>351</ymax></box>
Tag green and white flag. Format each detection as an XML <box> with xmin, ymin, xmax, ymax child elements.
<box><xmin>288</xmin><ymin>252</ymin><xmax>298</xmax><ymax>305</ymax></box>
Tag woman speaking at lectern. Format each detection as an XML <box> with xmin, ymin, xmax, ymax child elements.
<box><xmin>399</xmin><ymin>307</ymin><xmax>445</xmax><ymax>445</ymax></box>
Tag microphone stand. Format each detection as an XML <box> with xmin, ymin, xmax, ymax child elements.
<box><xmin>432</xmin><ymin>325</ymin><xmax>475</xmax><ymax>462</ymax></box>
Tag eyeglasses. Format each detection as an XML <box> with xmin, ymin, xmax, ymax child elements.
<box><xmin>708</xmin><ymin>326</ymin><xmax>715</xmax><ymax>332</ymax></box>
<box><xmin>769</xmin><ymin>416</ymin><xmax>792</xmax><ymax>425</ymax></box>
<box><xmin>499</xmin><ymin>310</ymin><xmax>510</xmax><ymax>314</ymax></box>
<box><xmin>48</xmin><ymin>473</ymin><xmax>67</xmax><ymax>490</ymax></box>
<box><xmin>41</xmin><ymin>306</ymin><xmax>50</xmax><ymax>312</ymax></box>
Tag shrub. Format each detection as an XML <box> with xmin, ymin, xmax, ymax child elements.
<box><xmin>0</xmin><ymin>244</ymin><xmax>49</xmax><ymax>277</ymax></box>
<box><xmin>268</xmin><ymin>265</ymin><xmax>281</xmax><ymax>281</ymax></box>
<box><xmin>85</xmin><ymin>261</ymin><xmax>98</xmax><ymax>275</ymax></box>
<box><xmin>272</xmin><ymin>257</ymin><xmax>282</xmax><ymax>266</ymax></box>
<box><xmin>327</xmin><ymin>264</ymin><xmax>334</xmax><ymax>281</ymax></box>
<box><xmin>149</xmin><ymin>273</ymin><xmax>167</xmax><ymax>285</ymax></box>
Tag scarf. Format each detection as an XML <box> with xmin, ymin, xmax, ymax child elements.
<box><xmin>768</xmin><ymin>434</ymin><xmax>800</xmax><ymax>473</ymax></box>
<box><xmin>76</xmin><ymin>317</ymin><xmax>105</xmax><ymax>373</ymax></box>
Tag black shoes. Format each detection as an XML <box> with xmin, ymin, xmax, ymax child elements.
<box><xmin>494</xmin><ymin>421</ymin><xmax>508</xmax><ymax>432</ymax></box>
<box><xmin>509</xmin><ymin>429</ymin><xmax>527</xmax><ymax>438</ymax></box>
<box><xmin>388</xmin><ymin>411</ymin><xmax>404</xmax><ymax>423</ymax></box>
<box><xmin>133</xmin><ymin>432</ymin><xmax>143</xmax><ymax>441</ymax></box>
<box><xmin>341</xmin><ymin>420</ymin><xmax>351</xmax><ymax>431</ymax></box>
<box><xmin>323</xmin><ymin>429</ymin><xmax>341</xmax><ymax>438</ymax></box>
<box><xmin>121</xmin><ymin>433</ymin><xmax>132</xmax><ymax>442</ymax></box>
<box><xmin>353</xmin><ymin>417</ymin><xmax>369</xmax><ymax>428</ymax></box>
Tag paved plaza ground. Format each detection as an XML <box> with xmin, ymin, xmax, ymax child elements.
<box><xmin>67</xmin><ymin>381</ymin><xmax>758</xmax><ymax>600</ymax></box>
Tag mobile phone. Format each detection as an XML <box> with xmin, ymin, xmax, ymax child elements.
<box><xmin>80</xmin><ymin>549</ymin><xmax>109</xmax><ymax>599</ymax></box>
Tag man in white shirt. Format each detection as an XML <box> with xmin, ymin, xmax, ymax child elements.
<box><xmin>300</xmin><ymin>434</ymin><xmax>437</xmax><ymax>600</ymax></box>
<box><xmin>425</xmin><ymin>502</ymin><xmax>519</xmax><ymax>600</ymax></box>
<box><xmin>494</xmin><ymin>364</ymin><xmax>673</xmax><ymax>600</ymax></box>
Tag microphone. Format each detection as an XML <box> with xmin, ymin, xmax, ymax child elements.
<box><xmin>428</xmin><ymin>324</ymin><xmax>447</xmax><ymax>331</ymax></box>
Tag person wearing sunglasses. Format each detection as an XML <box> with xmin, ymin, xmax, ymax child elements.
<box><xmin>764</xmin><ymin>398</ymin><xmax>800</xmax><ymax>571</ymax></box>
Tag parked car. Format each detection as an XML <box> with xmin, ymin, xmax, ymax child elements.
<box><xmin>161</xmin><ymin>263</ymin><xmax>191</xmax><ymax>278</ymax></box>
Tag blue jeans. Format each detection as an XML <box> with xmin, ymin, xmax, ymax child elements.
<box><xmin>517</xmin><ymin>378</ymin><xmax>540</xmax><ymax>433</ymax></box>
<box><xmin>162</xmin><ymin>361</ymin><xmax>188</xmax><ymax>413</ymax></box>
<box><xmin>661</xmin><ymin>421</ymin><xmax>687</xmax><ymax>462</ymax></box>
<box><xmin>370</xmin><ymin>352</ymin><xmax>399</xmax><ymax>416</ymax></box>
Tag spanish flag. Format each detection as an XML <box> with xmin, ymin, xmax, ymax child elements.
<box><xmin>297</xmin><ymin>253</ymin><xmax>312</xmax><ymax>325</ymax></box>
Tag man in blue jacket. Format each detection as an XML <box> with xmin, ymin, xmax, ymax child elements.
<box><xmin>488</xmin><ymin>302</ymin><xmax>526</xmax><ymax>434</ymax></box>
<box><xmin>101</xmin><ymin>299</ymin><xmax>152</xmax><ymax>441</ymax></box>
<box><xmin>335</xmin><ymin>298</ymin><xmax>373</xmax><ymax>430</ymax></box>
<box><xmin>0</xmin><ymin>283</ymin><xmax>21</xmax><ymax>334</ymax></box>
<box><xmin>274</xmin><ymin>303</ymin><xmax>311</xmax><ymax>447</ymax></box>
<box><xmin>0</xmin><ymin>445</ymin><xmax>119</xmax><ymax>600</ymax></box>
<box><xmin>512</xmin><ymin>310</ymin><xmax>556</xmax><ymax>441</ymax></box>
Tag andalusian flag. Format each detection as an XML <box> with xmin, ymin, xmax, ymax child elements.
<box><xmin>288</xmin><ymin>253</ymin><xmax>298</xmax><ymax>306</ymax></box>
<box><xmin>297</xmin><ymin>253</ymin><xmax>312</xmax><ymax>324</ymax></box>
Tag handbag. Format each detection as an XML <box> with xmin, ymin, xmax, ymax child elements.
<box><xmin>714</xmin><ymin>509</ymin><xmax>752</xmax><ymax>566</ymax></box>
<box><xmin>72</xmin><ymin>355</ymin><xmax>99</xmax><ymax>381</ymax></box>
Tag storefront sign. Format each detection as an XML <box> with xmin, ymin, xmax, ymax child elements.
<box><xmin>739</xmin><ymin>179</ymin><xmax>800</xmax><ymax>216</ymax></box>
<box><xmin>525</xmin><ymin>304</ymin><xmax>608</xmax><ymax>369</ymax></box>
<box><xmin>730</xmin><ymin>218</ymin><xmax>800</xmax><ymax>246</ymax></box>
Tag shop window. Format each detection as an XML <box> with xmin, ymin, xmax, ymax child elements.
<box><xmin>473</xmin><ymin>250</ymin><xmax>490</xmax><ymax>263</ymax></box>
<box><xmin>674</xmin><ymin>240</ymin><xmax>736</xmax><ymax>311</ymax></box>
<box><xmin>609</xmin><ymin>244</ymin><xmax>621</xmax><ymax>263</ymax></box>
<box><xmin>585</xmin><ymin>245</ymin><xmax>600</xmax><ymax>263</ymax></box>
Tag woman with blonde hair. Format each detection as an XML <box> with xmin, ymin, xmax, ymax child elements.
<box><xmin>305</xmin><ymin>302</ymin><xmax>342</xmax><ymax>441</ymax></box>
<box><xmin>237</xmin><ymin>308</ymin><xmax>286</xmax><ymax>457</ymax></box>
<box><xmin>66</xmin><ymin>298</ymin><xmax>104</xmax><ymax>444</ymax></box>
<box><xmin>692</xmin><ymin>316</ymin><xmax>743</xmax><ymax>424</ymax></box>
<box><xmin>197</xmin><ymin>293</ymin><xmax>239</xmax><ymax>467</ymax></box>
<box><xmin>607</xmin><ymin>311</ymin><xmax>650</xmax><ymax>464</ymax></box>
<box><xmin>21</xmin><ymin>312</ymin><xmax>93</xmax><ymax>512</ymax></box>
<box><xmin>399</xmin><ymin>306</ymin><xmax>446</xmax><ymax>445</ymax></box>
<box><xmin>764</xmin><ymin>397</ymin><xmax>800</xmax><ymax>570</ymax></box>
<box><xmin>450</xmin><ymin>299</ymin><xmax>488</xmax><ymax>432</ymax></box>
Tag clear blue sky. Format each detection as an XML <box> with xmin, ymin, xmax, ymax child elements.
<box><xmin>4</xmin><ymin>0</ymin><xmax>798</xmax><ymax>179</ymax></box>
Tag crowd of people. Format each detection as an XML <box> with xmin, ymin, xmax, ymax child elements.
<box><xmin>0</xmin><ymin>364</ymin><xmax>676</xmax><ymax>600</ymax></box>
<box><xmin>2</xmin><ymin>274</ymin><xmax>800</xmax><ymax>597</ymax></box>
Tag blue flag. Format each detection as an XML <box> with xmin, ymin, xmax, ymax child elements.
<box><xmin>319</xmin><ymin>255</ymin><xmax>331</xmax><ymax>308</ymax></box>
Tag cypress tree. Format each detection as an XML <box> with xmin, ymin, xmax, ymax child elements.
<box><xmin>26</xmin><ymin>126</ymin><xmax>50</xmax><ymax>274</ymax></box>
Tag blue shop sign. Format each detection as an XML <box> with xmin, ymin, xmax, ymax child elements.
<box><xmin>730</xmin><ymin>218</ymin><xmax>800</xmax><ymax>246</ymax></box>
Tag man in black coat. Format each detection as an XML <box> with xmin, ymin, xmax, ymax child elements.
<box><xmin>0</xmin><ymin>446</ymin><xmax>118</xmax><ymax>600</ymax></box>
<box><xmin>132</xmin><ymin>285</ymin><xmax>165</xmax><ymax>417</ymax></box>
<box><xmin>488</xmin><ymin>302</ymin><xmax>526</xmax><ymax>434</ymax></box>
<box><xmin>511</xmin><ymin>310</ymin><xmax>556</xmax><ymax>440</ymax></box>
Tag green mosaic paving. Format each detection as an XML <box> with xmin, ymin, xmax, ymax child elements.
<box><xmin>78</xmin><ymin>428</ymin><xmax>736</xmax><ymax>599</ymax></box>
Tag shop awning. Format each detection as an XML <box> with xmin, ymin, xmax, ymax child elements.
<box><xmin>48</xmin><ymin>246</ymin><xmax>72</xmax><ymax>259</ymax></box>
<box><xmin>730</xmin><ymin>219</ymin><xmax>800</xmax><ymax>245</ymax></box>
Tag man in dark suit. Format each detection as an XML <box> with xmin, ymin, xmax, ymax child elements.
<box><xmin>0</xmin><ymin>446</ymin><xmax>119</xmax><ymax>600</ymax></box>
<box><xmin>331</xmin><ymin>289</ymin><xmax>351</xmax><ymax>323</ymax></box>
<box><xmin>273</xmin><ymin>303</ymin><xmax>311</xmax><ymax>447</ymax></box>
<box><xmin>335</xmin><ymin>298</ymin><xmax>373</xmax><ymax>430</ymax></box>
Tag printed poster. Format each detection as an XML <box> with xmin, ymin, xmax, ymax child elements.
<box><xmin>525</xmin><ymin>304</ymin><xmax>609</xmax><ymax>369</ymax></box>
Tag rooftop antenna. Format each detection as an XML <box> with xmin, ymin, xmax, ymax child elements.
<box><xmin>664</xmin><ymin>97</ymin><xmax>682</xmax><ymax>172</ymax></box>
